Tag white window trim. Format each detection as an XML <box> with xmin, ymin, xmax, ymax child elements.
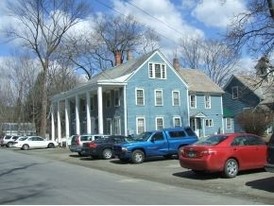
<box><xmin>136</xmin><ymin>116</ymin><xmax>146</xmax><ymax>134</ymax></box>
<box><xmin>114</xmin><ymin>89</ymin><xmax>120</xmax><ymax>107</ymax></box>
<box><xmin>148</xmin><ymin>62</ymin><xmax>167</xmax><ymax>79</ymax></box>
<box><xmin>155</xmin><ymin>116</ymin><xmax>164</xmax><ymax>130</ymax></box>
<box><xmin>232</xmin><ymin>86</ymin><xmax>238</xmax><ymax>99</ymax></box>
<box><xmin>154</xmin><ymin>89</ymin><xmax>163</xmax><ymax>106</ymax></box>
<box><xmin>172</xmin><ymin>90</ymin><xmax>180</xmax><ymax>106</ymax></box>
<box><xmin>205</xmin><ymin>95</ymin><xmax>211</xmax><ymax>109</ymax></box>
<box><xmin>135</xmin><ymin>88</ymin><xmax>145</xmax><ymax>106</ymax></box>
<box><xmin>173</xmin><ymin>116</ymin><xmax>182</xmax><ymax>127</ymax></box>
<box><xmin>205</xmin><ymin>119</ymin><xmax>214</xmax><ymax>127</ymax></box>
<box><xmin>190</xmin><ymin>94</ymin><xmax>196</xmax><ymax>108</ymax></box>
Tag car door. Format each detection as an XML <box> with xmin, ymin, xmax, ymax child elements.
<box><xmin>35</xmin><ymin>136</ymin><xmax>47</xmax><ymax>148</ymax></box>
<box><xmin>231</xmin><ymin>135</ymin><xmax>252</xmax><ymax>169</ymax></box>
<box><xmin>146</xmin><ymin>132</ymin><xmax>168</xmax><ymax>156</ymax></box>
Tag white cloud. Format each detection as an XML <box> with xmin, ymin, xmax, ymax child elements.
<box><xmin>111</xmin><ymin>0</ymin><xmax>205</xmax><ymax>57</ymax></box>
<box><xmin>191</xmin><ymin>0</ymin><xmax>247</xmax><ymax>29</ymax></box>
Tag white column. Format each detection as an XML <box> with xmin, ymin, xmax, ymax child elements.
<box><xmin>65</xmin><ymin>99</ymin><xmax>70</xmax><ymax>140</ymax></box>
<box><xmin>57</xmin><ymin>101</ymin><xmax>62</xmax><ymax>144</ymax></box>
<box><xmin>123</xmin><ymin>86</ymin><xmax>128</xmax><ymax>136</ymax></box>
<box><xmin>86</xmin><ymin>92</ymin><xmax>91</xmax><ymax>134</ymax></box>
<box><xmin>97</xmin><ymin>86</ymin><xmax>103</xmax><ymax>134</ymax></box>
<box><xmin>75</xmin><ymin>95</ymin><xmax>80</xmax><ymax>134</ymax></box>
<box><xmin>51</xmin><ymin>104</ymin><xmax>55</xmax><ymax>140</ymax></box>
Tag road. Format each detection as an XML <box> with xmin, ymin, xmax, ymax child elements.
<box><xmin>0</xmin><ymin>148</ymin><xmax>267</xmax><ymax>205</ymax></box>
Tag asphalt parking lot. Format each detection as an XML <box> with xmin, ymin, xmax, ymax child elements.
<box><xmin>8</xmin><ymin>147</ymin><xmax>274</xmax><ymax>204</ymax></box>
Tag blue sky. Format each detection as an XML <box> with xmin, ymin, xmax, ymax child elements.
<box><xmin>0</xmin><ymin>0</ymin><xmax>256</xmax><ymax>69</ymax></box>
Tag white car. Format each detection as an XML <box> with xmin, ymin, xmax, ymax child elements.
<box><xmin>13</xmin><ymin>136</ymin><xmax>58</xmax><ymax>150</ymax></box>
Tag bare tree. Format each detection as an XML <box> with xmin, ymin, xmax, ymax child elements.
<box><xmin>179</xmin><ymin>38</ymin><xmax>239</xmax><ymax>86</ymax></box>
<box><xmin>225</xmin><ymin>0</ymin><xmax>274</xmax><ymax>57</ymax></box>
<box><xmin>2</xmin><ymin>0</ymin><xmax>90</xmax><ymax>137</ymax></box>
<box><xmin>60</xmin><ymin>14</ymin><xmax>160</xmax><ymax>79</ymax></box>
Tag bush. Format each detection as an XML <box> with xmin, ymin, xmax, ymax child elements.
<box><xmin>237</xmin><ymin>108</ymin><xmax>273</xmax><ymax>136</ymax></box>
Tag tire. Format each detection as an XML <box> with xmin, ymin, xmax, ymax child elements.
<box><xmin>7</xmin><ymin>142</ymin><xmax>13</xmax><ymax>148</ymax></box>
<box><xmin>223</xmin><ymin>158</ymin><xmax>238</xmax><ymax>178</ymax></box>
<box><xmin>22</xmin><ymin>144</ymin><xmax>29</xmax><ymax>150</ymax></box>
<box><xmin>132</xmin><ymin>150</ymin><xmax>145</xmax><ymax>164</ymax></box>
<box><xmin>102</xmin><ymin>148</ymin><xmax>113</xmax><ymax>159</ymax></box>
<box><xmin>48</xmin><ymin>143</ymin><xmax>55</xmax><ymax>148</ymax></box>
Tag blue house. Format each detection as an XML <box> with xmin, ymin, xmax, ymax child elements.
<box><xmin>50</xmin><ymin>50</ymin><xmax>224</xmax><ymax>141</ymax></box>
<box><xmin>222</xmin><ymin>74</ymin><xmax>274</xmax><ymax>133</ymax></box>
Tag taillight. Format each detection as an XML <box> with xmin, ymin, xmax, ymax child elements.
<box><xmin>201</xmin><ymin>149</ymin><xmax>216</xmax><ymax>156</ymax></box>
<box><xmin>88</xmin><ymin>141</ymin><xmax>97</xmax><ymax>148</ymax></box>
<box><xmin>76</xmin><ymin>136</ymin><xmax>80</xmax><ymax>145</ymax></box>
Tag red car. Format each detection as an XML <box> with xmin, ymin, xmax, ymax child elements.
<box><xmin>179</xmin><ymin>133</ymin><xmax>267</xmax><ymax>178</ymax></box>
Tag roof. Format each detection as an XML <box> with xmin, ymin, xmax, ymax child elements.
<box><xmin>176</xmin><ymin>68</ymin><xmax>224</xmax><ymax>94</ymax></box>
<box><xmin>231</xmin><ymin>75</ymin><xmax>274</xmax><ymax>105</ymax></box>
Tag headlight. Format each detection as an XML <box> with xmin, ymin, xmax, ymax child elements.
<box><xmin>121</xmin><ymin>147</ymin><xmax>128</xmax><ymax>152</ymax></box>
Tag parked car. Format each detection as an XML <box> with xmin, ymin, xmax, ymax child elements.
<box><xmin>265</xmin><ymin>133</ymin><xmax>274</xmax><ymax>173</ymax></box>
<box><xmin>13</xmin><ymin>136</ymin><xmax>58</xmax><ymax>150</ymax></box>
<box><xmin>179</xmin><ymin>133</ymin><xmax>267</xmax><ymax>178</ymax></box>
<box><xmin>81</xmin><ymin>135</ymin><xmax>128</xmax><ymax>159</ymax></box>
<box><xmin>113</xmin><ymin>127</ymin><xmax>198</xmax><ymax>164</ymax></box>
<box><xmin>69</xmin><ymin>134</ymin><xmax>110</xmax><ymax>156</ymax></box>
<box><xmin>0</xmin><ymin>135</ymin><xmax>20</xmax><ymax>147</ymax></box>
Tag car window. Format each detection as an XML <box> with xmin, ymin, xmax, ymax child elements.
<box><xmin>184</xmin><ymin>127</ymin><xmax>197</xmax><ymax>136</ymax></box>
<box><xmin>152</xmin><ymin>132</ymin><xmax>164</xmax><ymax>141</ymax></box>
<box><xmin>195</xmin><ymin>135</ymin><xmax>228</xmax><ymax>146</ymax></box>
<box><xmin>231</xmin><ymin>136</ymin><xmax>247</xmax><ymax>146</ymax></box>
<box><xmin>169</xmin><ymin>131</ymin><xmax>186</xmax><ymax>138</ymax></box>
<box><xmin>81</xmin><ymin>135</ymin><xmax>91</xmax><ymax>141</ymax></box>
<box><xmin>245</xmin><ymin>135</ymin><xmax>265</xmax><ymax>145</ymax></box>
<box><xmin>5</xmin><ymin>136</ymin><xmax>12</xmax><ymax>139</ymax></box>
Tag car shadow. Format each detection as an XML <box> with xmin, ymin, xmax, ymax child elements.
<box><xmin>109</xmin><ymin>156</ymin><xmax>178</xmax><ymax>164</ymax></box>
<box><xmin>246</xmin><ymin>176</ymin><xmax>274</xmax><ymax>193</ymax></box>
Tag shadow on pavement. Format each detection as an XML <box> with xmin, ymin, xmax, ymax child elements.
<box><xmin>246</xmin><ymin>176</ymin><xmax>274</xmax><ymax>193</ymax></box>
<box><xmin>172</xmin><ymin>171</ymin><xmax>221</xmax><ymax>180</ymax></box>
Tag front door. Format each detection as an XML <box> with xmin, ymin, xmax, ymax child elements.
<box><xmin>190</xmin><ymin>117</ymin><xmax>202</xmax><ymax>137</ymax></box>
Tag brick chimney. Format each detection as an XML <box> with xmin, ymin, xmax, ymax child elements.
<box><xmin>173</xmin><ymin>56</ymin><xmax>180</xmax><ymax>71</ymax></box>
<box><xmin>114</xmin><ymin>50</ymin><xmax>122</xmax><ymax>66</ymax></box>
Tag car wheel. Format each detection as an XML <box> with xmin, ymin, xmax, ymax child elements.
<box><xmin>22</xmin><ymin>144</ymin><xmax>29</xmax><ymax>150</ymax></box>
<box><xmin>7</xmin><ymin>142</ymin><xmax>12</xmax><ymax>148</ymax></box>
<box><xmin>223</xmin><ymin>158</ymin><xmax>238</xmax><ymax>178</ymax></box>
<box><xmin>48</xmin><ymin>143</ymin><xmax>55</xmax><ymax>148</ymax></box>
<box><xmin>132</xmin><ymin>150</ymin><xmax>145</xmax><ymax>164</ymax></box>
<box><xmin>102</xmin><ymin>148</ymin><xmax>113</xmax><ymax>159</ymax></box>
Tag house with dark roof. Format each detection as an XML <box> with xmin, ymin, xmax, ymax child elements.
<box><xmin>222</xmin><ymin>74</ymin><xmax>274</xmax><ymax>133</ymax></box>
<box><xmin>50</xmin><ymin>50</ymin><xmax>225</xmax><ymax>141</ymax></box>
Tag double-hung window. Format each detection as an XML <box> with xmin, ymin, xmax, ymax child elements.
<box><xmin>136</xmin><ymin>88</ymin><xmax>145</xmax><ymax>106</ymax></box>
<box><xmin>226</xmin><ymin>118</ymin><xmax>232</xmax><ymax>130</ymax></box>
<box><xmin>172</xmin><ymin>90</ymin><xmax>180</xmax><ymax>106</ymax></box>
<box><xmin>155</xmin><ymin>89</ymin><xmax>163</xmax><ymax>106</ymax></box>
<box><xmin>156</xmin><ymin>117</ymin><xmax>164</xmax><ymax>130</ymax></box>
<box><xmin>232</xmin><ymin>86</ymin><xmax>238</xmax><ymax>99</ymax></box>
<box><xmin>205</xmin><ymin>95</ymin><xmax>211</xmax><ymax>109</ymax></box>
<box><xmin>190</xmin><ymin>95</ymin><xmax>196</xmax><ymax>108</ymax></box>
<box><xmin>136</xmin><ymin>117</ymin><xmax>145</xmax><ymax>134</ymax></box>
<box><xmin>205</xmin><ymin>119</ymin><xmax>213</xmax><ymax>127</ymax></box>
<box><xmin>148</xmin><ymin>63</ymin><xmax>166</xmax><ymax>79</ymax></box>
<box><xmin>173</xmin><ymin>116</ymin><xmax>181</xmax><ymax>127</ymax></box>
<box><xmin>114</xmin><ymin>89</ymin><xmax>120</xmax><ymax>107</ymax></box>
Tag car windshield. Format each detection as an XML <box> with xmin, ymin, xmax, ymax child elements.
<box><xmin>129</xmin><ymin>132</ymin><xmax>153</xmax><ymax>142</ymax></box>
<box><xmin>194</xmin><ymin>135</ymin><xmax>228</xmax><ymax>146</ymax></box>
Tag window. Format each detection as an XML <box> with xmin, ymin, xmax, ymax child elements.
<box><xmin>136</xmin><ymin>117</ymin><xmax>145</xmax><ymax>134</ymax></box>
<box><xmin>155</xmin><ymin>90</ymin><xmax>163</xmax><ymax>106</ymax></box>
<box><xmin>106</xmin><ymin>118</ymin><xmax>112</xmax><ymax>135</ymax></box>
<box><xmin>205</xmin><ymin>95</ymin><xmax>211</xmax><ymax>109</ymax></box>
<box><xmin>152</xmin><ymin>132</ymin><xmax>164</xmax><ymax>141</ymax></box>
<box><xmin>114</xmin><ymin>117</ymin><xmax>121</xmax><ymax>135</ymax></box>
<box><xmin>205</xmin><ymin>119</ymin><xmax>213</xmax><ymax>127</ymax></box>
<box><xmin>232</xmin><ymin>86</ymin><xmax>238</xmax><ymax>99</ymax></box>
<box><xmin>169</xmin><ymin>131</ymin><xmax>186</xmax><ymax>138</ymax></box>
<box><xmin>172</xmin><ymin>90</ymin><xmax>180</xmax><ymax>106</ymax></box>
<box><xmin>148</xmin><ymin>62</ymin><xmax>166</xmax><ymax>79</ymax></box>
<box><xmin>156</xmin><ymin>117</ymin><xmax>164</xmax><ymax>130</ymax></box>
<box><xmin>136</xmin><ymin>88</ymin><xmax>145</xmax><ymax>106</ymax></box>
<box><xmin>114</xmin><ymin>89</ymin><xmax>120</xmax><ymax>107</ymax></box>
<box><xmin>173</xmin><ymin>116</ymin><xmax>181</xmax><ymax>127</ymax></box>
<box><xmin>106</xmin><ymin>92</ymin><xmax>111</xmax><ymax>108</ymax></box>
<box><xmin>190</xmin><ymin>95</ymin><xmax>196</xmax><ymax>108</ymax></box>
<box><xmin>226</xmin><ymin>118</ymin><xmax>232</xmax><ymax>130</ymax></box>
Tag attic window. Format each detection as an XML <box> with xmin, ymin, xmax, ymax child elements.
<box><xmin>232</xmin><ymin>86</ymin><xmax>238</xmax><ymax>99</ymax></box>
<box><xmin>148</xmin><ymin>62</ymin><xmax>166</xmax><ymax>79</ymax></box>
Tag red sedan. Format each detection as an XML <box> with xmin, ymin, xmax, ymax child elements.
<box><xmin>179</xmin><ymin>133</ymin><xmax>267</xmax><ymax>178</ymax></box>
